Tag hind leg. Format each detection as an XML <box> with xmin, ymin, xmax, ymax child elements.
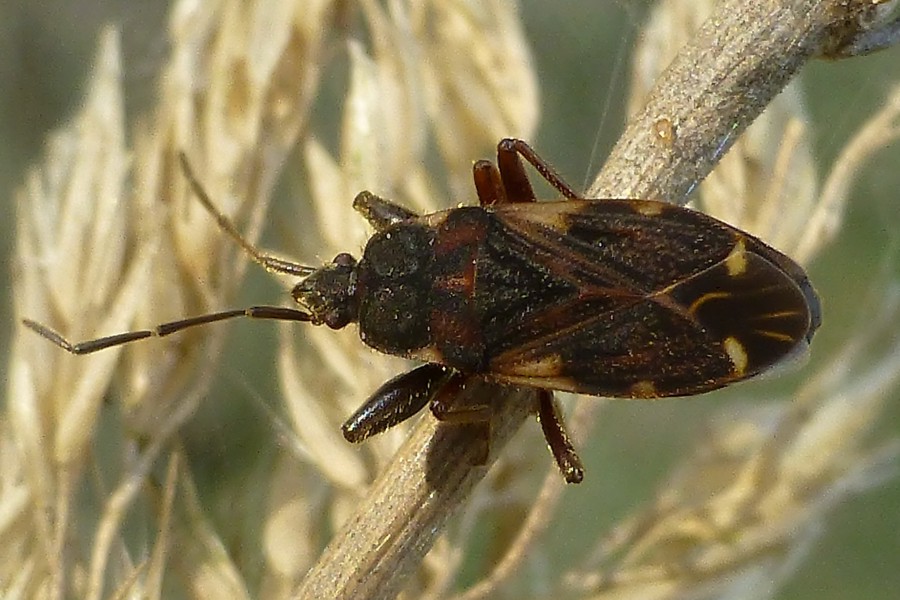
<box><xmin>536</xmin><ymin>390</ymin><xmax>584</xmax><ymax>484</ymax></box>
<box><xmin>472</xmin><ymin>138</ymin><xmax>582</xmax><ymax>207</ymax></box>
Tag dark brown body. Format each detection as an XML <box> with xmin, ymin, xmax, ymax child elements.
<box><xmin>356</xmin><ymin>199</ymin><xmax>818</xmax><ymax>399</ymax></box>
<box><xmin>23</xmin><ymin>140</ymin><xmax>821</xmax><ymax>483</ymax></box>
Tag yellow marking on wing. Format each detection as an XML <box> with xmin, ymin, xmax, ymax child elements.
<box><xmin>725</xmin><ymin>240</ymin><xmax>748</xmax><ymax>277</ymax></box>
<box><xmin>757</xmin><ymin>310</ymin><xmax>804</xmax><ymax>320</ymax></box>
<box><xmin>753</xmin><ymin>329</ymin><xmax>796</xmax><ymax>342</ymax></box>
<box><xmin>687</xmin><ymin>291</ymin><xmax>730</xmax><ymax>316</ymax></box>
<box><xmin>723</xmin><ymin>336</ymin><xmax>748</xmax><ymax>375</ymax></box>
<box><xmin>512</xmin><ymin>353</ymin><xmax>565</xmax><ymax>377</ymax></box>
<box><xmin>506</xmin><ymin>204</ymin><xmax>571</xmax><ymax>232</ymax></box>
<box><xmin>632</xmin><ymin>201</ymin><xmax>665</xmax><ymax>217</ymax></box>
<box><xmin>493</xmin><ymin>374</ymin><xmax>581</xmax><ymax>394</ymax></box>
<box><xmin>630</xmin><ymin>380</ymin><xmax>657</xmax><ymax>398</ymax></box>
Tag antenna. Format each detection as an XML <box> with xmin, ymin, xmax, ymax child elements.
<box><xmin>177</xmin><ymin>152</ymin><xmax>315</xmax><ymax>277</ymax></box>
<box><xmin>23</xmin><ymin>153</ymin><xmax>320</xmax><ymax>354</ymax></box>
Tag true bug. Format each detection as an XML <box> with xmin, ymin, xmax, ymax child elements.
<box><xmin>23</xmin><ymin>139</ymin><xmax>821</xmax><ymax>483</ymax></box>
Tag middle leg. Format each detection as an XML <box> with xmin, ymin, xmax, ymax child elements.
<box><xmin>429</xmin><ymin>374</ymin><xmax>495</xmax><ymax>465</ymax></box>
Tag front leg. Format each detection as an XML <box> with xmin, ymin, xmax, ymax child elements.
<box><xmin>342</xmin><ymin>363</ymin><xmax>451</xmax><ymax>442</ymax></box>
<box><xmin>353</xmin><ymin>190</ymin><xmax>419</xmax><ymax>231</ymax></box>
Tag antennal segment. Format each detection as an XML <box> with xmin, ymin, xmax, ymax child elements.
<box><xmin>22</xmin><ymin>306</ymin><xmax>311</xmax><ymax>354</ymax></box>
<box><xmin>178</xmin><ymin>152</ymin><xmax>316</xmax><ymax>278</ymax></box>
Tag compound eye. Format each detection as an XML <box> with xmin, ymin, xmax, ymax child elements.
<box><xmin>323</xmin><ymin>305</ymin><xmax>355</xmax><ymax>329</ymax></box>
<box><xmin>334</xmin><ymin>253</ymin><xmax>357</xmax><ymax>267</ymax></box>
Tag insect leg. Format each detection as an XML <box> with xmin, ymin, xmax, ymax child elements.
<box><xmin>22</xmin><ymin>306</ymin><xmax>312</xmax><ymax>354</ymax></box>
<box><xmin>352</xmin><ymin>190</ymin><xmax>419</xmax><ymax>230</ymax></box>
<box><xmin>429</xmin><ymin>374</ymin><xmax>493</xmax><ymax>466</ymax></box>
<box><xmin>178</xmin><ymin>152</ymin><xmax>315</xmax><ymax>278</ymax></box>
<box><xmin>472</xmin><ymin>159</ymin><xmax>507</xmax><ymax>206</ymax></box>
<box><xmin>536</xmin><ymin>390</ymin><xmax>584</xmax><ymax>484</ymax></box>
<box><xmin>428</xmin><ymin>374</ymin><xmax>491</xmax><ymax>424</ymax></box>
<box><xmin>496</xmin><ymin>138</ymin><xmax>583</xmax><ymax>201</ymax></box>
<box><xmin>494</xmin><ymin>138</ymin><xmax>537</xmax><ymax>204</ymax></box>
<box><xmin>341</xmin><ymin>363</ymin><xmax>452</xmax><ymax>443</ymax></box>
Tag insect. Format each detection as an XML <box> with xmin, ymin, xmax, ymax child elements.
<box><xmin>23</xmin><ymin>139</ymin><xmax>821</xmax><ymax>483</ymax></box>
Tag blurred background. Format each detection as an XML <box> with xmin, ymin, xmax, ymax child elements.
<box><xmin>1</xmin><ymin>1</ymin><xmax>899</xmax><ymax>598</ymax></box>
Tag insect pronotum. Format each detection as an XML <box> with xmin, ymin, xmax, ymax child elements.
<box><xmin>24</xmin><ymin>139</ymin><xmax>821</xmax><ymax>483</ymax></box>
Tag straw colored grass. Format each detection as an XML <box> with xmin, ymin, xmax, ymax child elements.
<box><xmin>4</xmin><ymin>1</ymin><xmax>899</xmax><ymax>599</ymax></box>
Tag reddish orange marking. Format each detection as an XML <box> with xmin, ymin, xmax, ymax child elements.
<box><xmin>434</xmin><ymin>259</ymin><xmax>477</xmax><ymax>295</ymax></box>
<box><xmin>433</xmin><ymin>210</ymin><xmax>488</xmax><ymax>254</ymax></box>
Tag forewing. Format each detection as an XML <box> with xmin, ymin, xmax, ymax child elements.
<box><xmin>481</xmin><ymin>200</ymin><xmax>816</xmax><ymax>397</ymax></box>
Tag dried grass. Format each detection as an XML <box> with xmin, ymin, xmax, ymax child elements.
<box><xmin>3</xmin><ymin>1</ymin><xmax>899</xmax><ymax>599</ymax></box>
